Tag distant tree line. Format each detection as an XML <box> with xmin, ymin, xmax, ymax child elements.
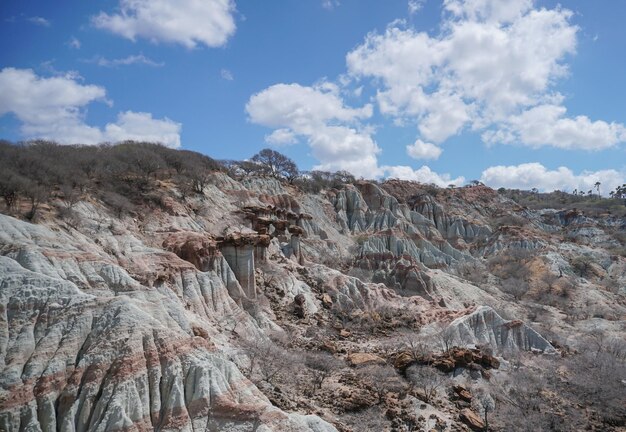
<box><xmin>0</xmin><ymin>140</ymin><xmax>358</xmax><ymax>221</ymax></box>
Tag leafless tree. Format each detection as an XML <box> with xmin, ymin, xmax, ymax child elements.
<box><xmin>240</xmin><ymin>336</ymin><xmax>293</xmax><ymax>384</ymax></box>
<box><xmin>305</xmin><ymin>351</ymin><xmax>343</xmax><ymax>393</ymax></box>
<box><xmin>436</xmin><ymin>323</ymin><xmax>456</xmax><ymax>353</ymax></box>
<box><xmin>500</xmin><ymin>277</ymin><xmax>529</xmax><ymax>300</ymax></box>
<box><xmin>457</xmin><ymin>261</ymin><xmax>488</xmax><ymax>285</ymax></box>
<box><xmin>475</xmin><ymin>390</ymin><xmax>495</xmax><ymax>431</ymax></box>
<box><xmin>402</xmin><ymin>334</ymin><xmax>431</xmax><ymax>361</ymax></box>
<box><xmin>251</xmin><ymin>148</ymin><xmax>299</xmax><ymax>182</ymax></box>
<box><xmin>570</xmin><ymin>256</ymin><xmax>594</xmax><ymax>277</ymax></box>
<box><xmin>406</xmin><ymin>364</ymin><xmax>446</xmax><ymax>403</ymax></box>
<box><xmin>357</xmin><ymin>364</ymin><xmax>406</xmax><ymax>403</ymax></box>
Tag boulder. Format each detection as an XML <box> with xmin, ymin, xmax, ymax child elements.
<box><xmin>321</xmin><ymin>293</ymin><xmax>333</xmax><ymax>308</ymax></box>
<box><xmin>460</xmin><ymin>408</ymin><xmax>485</xmax><ymax>431</ymax></box>
<box><xmin>452</xmin><ymin>385</ymin><xmax>472</xmax><ymax>402</ymax></box>
<box><xmin>346</xmin><ymin>352</ymin><xmax>386</xmax><ymax>367</ymax></box>
<box><xmin>294</xmin><ymin>293</ymin><xmax>307</xmax><ymax>318</ymax></box>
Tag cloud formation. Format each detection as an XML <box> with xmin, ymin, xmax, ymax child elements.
<box><xmin>384</xmin><ymin>165</ymin><xmax>465</xmax><ymax>187</ymax></box>
<box><xmin>346</xmin><ymin>0</ymin><xmax>626</xmax><ymax>150</ymax></box>
<box><xmin>27</xmin><ymin>16</ymin><xmax>50</xmax><ymax>27</ymax></box>
<box><xmin>406</xmin><ymin>139</ymin><xmax>442</xmax><ymax>160</ymax></box>
<box><xmin>408</xmin><ymin>0</ymin><xmax>426</xmax><ymax>15</ymax></box>
<box><xmin>480</xmin><ymin>162</ymin><xmax>625</xmax><ymax>196</ymax></box>
<box><xmin>246</xmin><ymin>83</ymin><xmax>379</xmax><ymax>177</ymax></box>
<box><xmin>0</xmin><ymin>68</ymin><xmax>181</xmax><ymax>148</ymax></box>
<box><xmin>86</xmin><ymin>54</ymin><xmax>164</xmax><ymax>68</ymax></box>
<box><xmin>247</xmin><ymin>0</ymin><xmax>623</xmax><ymax>185</ymax></box>
<box><xmin>93</xmin><ymin>0</ymin><xmax>236</xmax><ymax>48</ymax></box>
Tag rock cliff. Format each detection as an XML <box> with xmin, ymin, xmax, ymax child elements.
<box><xmin>1</xmin><ymin>166</ymin><xmax>624</xmax><ymax>431</ymax></box>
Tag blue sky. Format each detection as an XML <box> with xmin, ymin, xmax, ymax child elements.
<box><xmin>1</xmin><ymin>0</ymin><xmax>625</xmax><ymax>194</ymax></box>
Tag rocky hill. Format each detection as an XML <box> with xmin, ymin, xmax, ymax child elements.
<box><xmin>0</xmin><ymin>142</ymin><xmax>625</xmax><ymax>431</ymax></box>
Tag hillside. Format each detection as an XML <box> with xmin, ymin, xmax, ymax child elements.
<box><xmin>0</xmin><ymin>142</ymin><xmax>625</xmax><ymax>432</ymax></box>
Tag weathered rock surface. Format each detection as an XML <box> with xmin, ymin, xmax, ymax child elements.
<box><xmin>459</xmin><ymin>408</ymin><xmax>485</xmax><ymax>431</ymax></box>
<box><xmin>0</xmin><ymin>215</ymin><xmax>336</xmax><ymax>432</ymax></box>
<box><xmin>1</xmin><ymin>170</ymin><xmax>623</xmax><ymax>432</ymax></box>
<box><xmin>449</xmin><ymin>306</ymin><xmax>556</xmax><ymax>353</ymax></box>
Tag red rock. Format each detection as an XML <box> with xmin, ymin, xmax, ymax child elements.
<box><xmin>460</xmin><ymin>408</ymin><xmax>485</xmax><ymax>431</ymax></box>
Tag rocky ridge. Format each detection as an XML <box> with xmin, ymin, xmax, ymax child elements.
<box><xmin>1</xmin><ymin>171</ymin><xmax>625</xmax><ymax>431</ymax></box>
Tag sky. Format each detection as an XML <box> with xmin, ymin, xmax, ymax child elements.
<box><xmin>1</xmin><ymin>0</ymin><xmax>625</xmax><ymax>195</ymax></box>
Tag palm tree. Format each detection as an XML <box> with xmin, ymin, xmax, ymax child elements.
<box><xmin>594</xmin><ymin>181</ymin><xmax>601</xmax><ymax>198</ymax></box>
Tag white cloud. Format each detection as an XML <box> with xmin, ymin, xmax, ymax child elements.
<box><xmin>0</xmin><ymin>67</ymin><xmax>106</xmax><ymax>128</ymax></box>
<box><xmin>265</xmin><ymin>128</ymin><xmax>297</xmax><ymax>145</ymax></box>
<box><xmin>246</xmin><ymin>83</ymin><xmax>379</xmax><ymax>177</ymax></box>
<box><xmin>220</xmin><ymin>68</ymin><xmax>234</xmax><ymax>81</ymax></box>
<box><xmin>68</xmin><ymin>37</ymin><xmax>81</xmax><ymax>49</ymax></box>
<box><xmin>247</xmin><ymin>83</ymin><xmax>372</xmax><ymax>131</ymax></box>
<box><xmin>92</xmin><ymin>0</ymin><xmax>236</xmax><ymax>48</ymax></box>
<box><xmin>0</xmin><ymin>68</ymin><xmax>181</xmax><ymax>148</ymax></box>
<box><xmin>104</xmin><ymin>111</ymin><xmax>181</xmax><ymax>148</ymax></box>
<box><xmin>87</xmin><ymin>54</ymin><xmax>164</xmax><ymax>68</ymax></box>
<box><xmin>406</xmin><ymin>139</ymin><xmax>442</xmax><ymax>160</ymax></box>
<box><xmin>345</xmin><ymin>1</ymin><xmax>625</xmax><ymax>151</ymax></box>
<box><xmin>27</xmin><ymin>16</ymin><xmax>50</xmax><ymax>27</ymax></box>
<box><xmin>483</xmin><ymin>104</ymin><xmax>626</xmax><ymax>150</ymax></box>
<box><xmin>480</xmin><ymin>162</ymin><xmax>625</xmax><ymax>196</ymax></box>
<box><xmin>384</xmin><ymin>165</ymin><xmax>465</xmax><ymax>187</ymax></box>
<box><xmin>408</xmin><ymin>0</ymin><xmax>426</xmax><ymax>15</ymax></box>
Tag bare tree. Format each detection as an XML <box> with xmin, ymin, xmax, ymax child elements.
<box><xmin>570</xmin><ymin>256</ymin><xmax>593</xmax><ymax>277</ymax></box>
<box><xmin>357</xmin><ymin>364</ymin><xmax>406</xmax><ymax>403</ymax></box>
<box><xmin>402</xmin><ymin>334</ymin><xmax>431</xmax><ymax>361</ymax></box>
<box><xmin>437</xmin><ymin>324</ymin><xmax>456</xmax><ymax>353</ymax></box>
<box><xmin>251</xmin><ymin>148</ymin><xmax>299</xmax><ymax>181</ymax></box>
<box><xmin>406</xmin><ymin>364</ymin><xmax>446</xmax><ymax>403</ymax></box>
<box><xmin>457</xmin><ymin>261</ymin><xmax>488</xmax><ymax>285</ymax></box>
<box><xmin>305</xmin><ymin>351</ymin><xmax>343</xmax><ymax>393</ymax></box>
<box><xmin>475</xmin><ymin>390</ymin><xmax>495</xmax><ymax>431</ymax></box>
<box><xmin>500</xmin><ymin>277</ymin><xmax>529</xmax><ymax>300</ymax></box>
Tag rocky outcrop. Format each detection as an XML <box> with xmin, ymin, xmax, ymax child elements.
<box><xmin>393</xmin><ymin>347</ymin><xmax>499</xmax><ymax>374</ymax></box>
<box><xmin>448</xmin><ymin>306</ymin><xmax>556</xmax><ymax>353</ymax></box>
<box><xmin>346</xmin><ymin>353</ymin><xmax>386</xmax><ymax>367</ymax></box>
<box><xmin>475</xmin><ymin>225</ymin><xmax>548</xmax><ymax>256</ymax></box>
<box><xmin>459</xmin><ymin>408</ymin><xmax>485</xmax><ymax>431</ymax></box>
<box><xmin>0</xmin><ymin>214</ymin><xmax>336</xmax><ymax>432</ymax></box>
<box><xmin>218</xmin><ymin>233</ymin><xmax>270</xmax><ymax>299</ymax></box>
<box><xmin>409</xmin><ymin>194</ymin><xmax>492</xmax><ymax>246</ymax></box>
<box><xmin>1</xmin><ymin>167</ymin><xmax>622</xmax><ymax>432</ymax></box>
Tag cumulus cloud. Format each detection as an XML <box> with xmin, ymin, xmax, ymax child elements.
<box><xmin>406</xmin><ymin>139</ymin><xmax>442</xmax><ymax>160</ymax></box>
<box><xmin>483</xmin><ymin>104</ymin><xmax>626</xmax><ymax>150</ymax></box>
<box><xmin>104</xmin><ymin>111</ymin><xmax>181</xmax><ymax>147</ymax></box>
<box><xmin>480</xmin><ymin>162</ymin><xmax>625</xmax><ymax>196</ymax></box>
<box><xmin>92</xmin><ymin>0</ymin><xmax>236</xmax><ymax>48</ymax></box>
<box><xmin>0</xmin><ymin>68</ymin><xmax>181</xmax><ymax>148</ymax></box>
<box><xmin>345</xmin><ymin>0</ymin><xmax>625</xmax><ymax>151</ymax></box>
<box><xmin>265</xmin><ymin>129</ymin><xmax>297</xmax><ymax>145</ymax></box>
<box><xmin>384</xmin><ymin>165</ymin><xmax>465</xmax><ymax>187</ymax></box>
<box><xmin>246</xmin><ymin>83</ymin><xmax>379</xmax><ymax>177</ymax></box>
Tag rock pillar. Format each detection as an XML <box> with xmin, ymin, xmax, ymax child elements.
<box><xmin>218</xmin><ymin>234</ymin><xmax>270</xmax><ymax>300</ymax></box>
